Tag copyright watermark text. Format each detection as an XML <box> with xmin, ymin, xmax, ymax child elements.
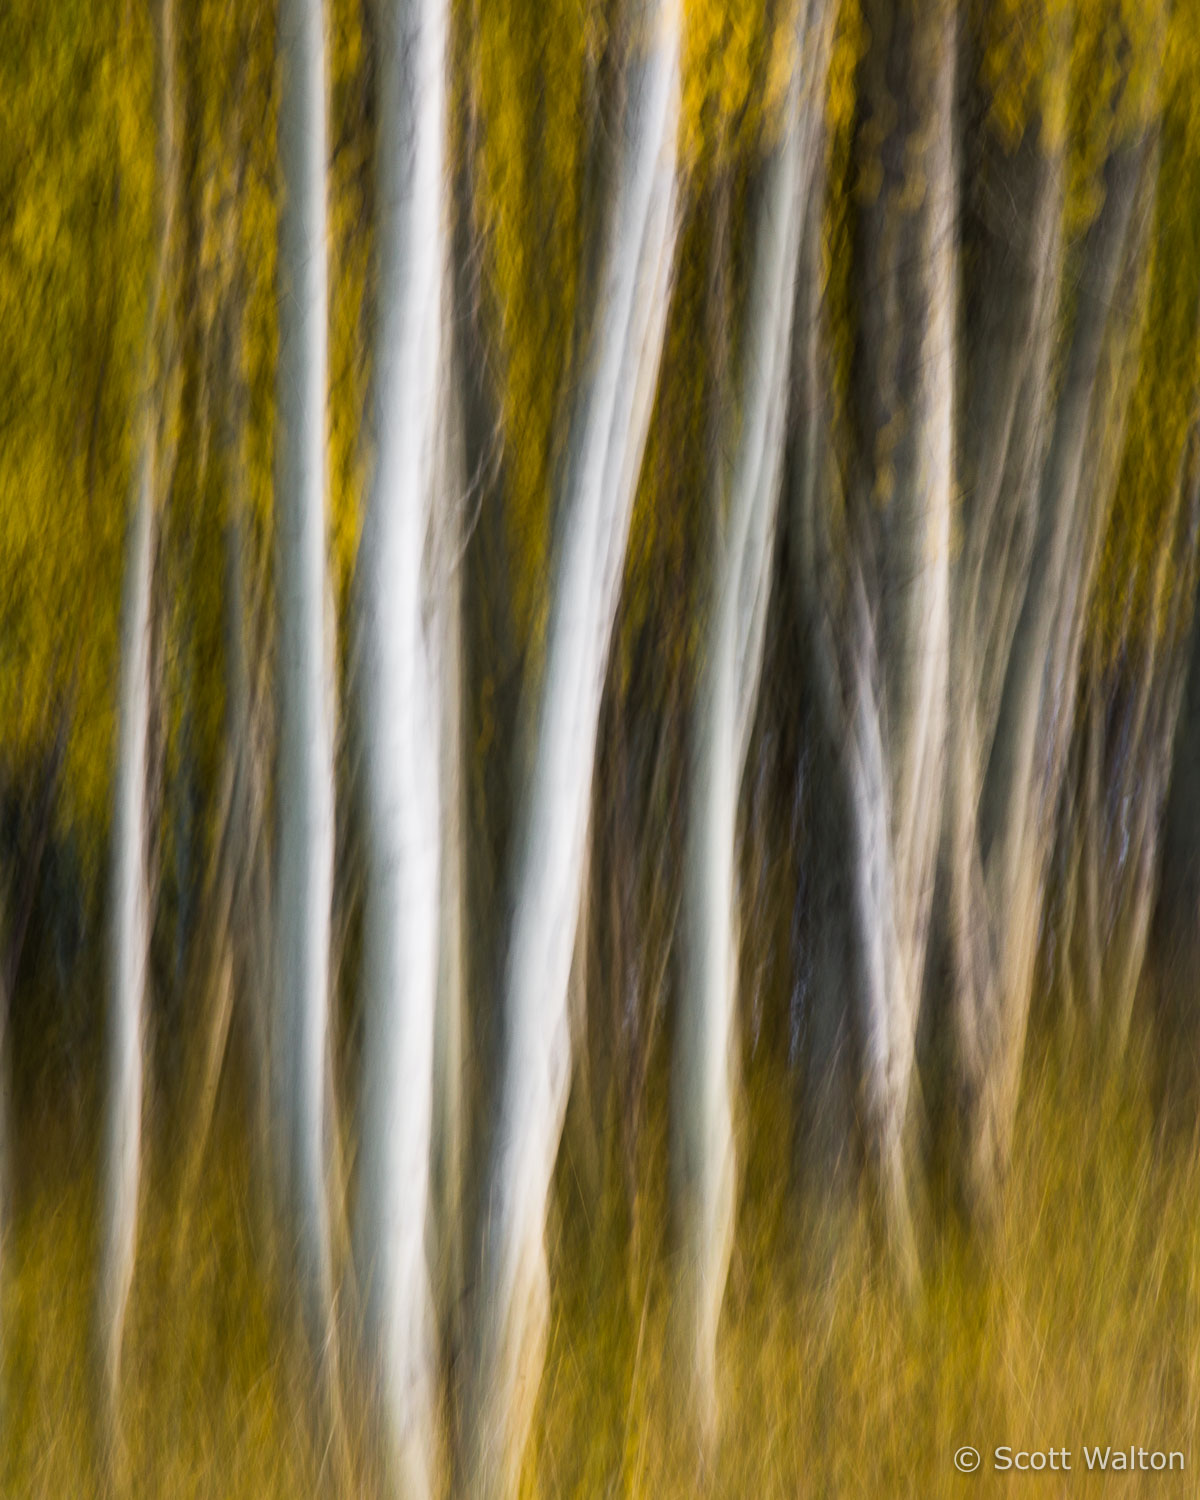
<box><xmin>954</xmin><ymin>1445</ymin><xmax>1185</xmax><ymax>1474</ymax></box>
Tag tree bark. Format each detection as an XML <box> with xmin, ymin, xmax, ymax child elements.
<box><xmin>972</xmin><ymin>130</ymin><xmax>1155</xmax><ymax>1205</ymax></box>
<box><xmin>93</xmin><ymin>0</ymin><xmax>179</xmax><ymax>1442</ymax></box>
<box><xmin>469</xmin><ymin>1</ymin><xmax>681</xmax><ymax>1489</ymax></box>
<box><xmin>351</xmin><ymin>0</ymin><xmax>451</xmax><ymax>1490</ymax></box>
<box><xmin>923</xmin><ymin>101</ymin><xmax>1065</xmax><ymax>1221</ymax></box>
<box><xmin>673</xmin><ymin>0</ymin><xmax>833</xmax><ymax>1436</ymax></box>
<box><xmin>1151</xmin><ymin>544</ymin><xmax>1200</xmax><ymax>1119</ymax></box>
<box><xmin>273</xmin><ymin>0</ymin><xmax>338</xmax><ymax>1367</ymax></box>
<box><xmin>796</xmin><ymin>0</ymin><xmax>957</xmax><ymax>1271</ymax></box>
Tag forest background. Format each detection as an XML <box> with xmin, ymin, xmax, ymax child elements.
<box><xmin>3</xmin><ymin>0</ymin><xmax>1200</xmax><ymax>1494</ymax></box>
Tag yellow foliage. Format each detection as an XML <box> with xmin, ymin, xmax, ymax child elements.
<box><xmin>1063</xmin><ymin>0</ymin><xmax>1167</xmax><ymax>236</ymax></box>
<box><xmin>0</xmin><ymin>0</ymin><xmax>366</xmax><ymax>853</ymax></box>
<box><xmin>623</xmin><ymin>0</ymin><xmax>819</xmax><ymax>682</ymax></box>
<box><xmin>620</xmin><ymin>191</ymin><xmax>712</xmax><ymax>679</ymax></box>
<box><xmin>472</xmin><ymin>0</ymin><xmax>590</xmax><ymax>651</ymax></box>
<box><xmin>1090</xmin><ymin>3</ymin><xmax>1200</xmax><ymax>664</ymax></box>
<box><xmin>328</xmin><ymin>0</ymin><xmax>371</xmax><ymax>617</ymax></box>
<box><xmin>681</xmin><ymin>0</ymin><xmax>781</xmax><ymax>168</ymax></box>
<box><xmin>5</xmin><ymin>0</ymin><xmax>1200</xmax><ymax>860</ymax></box>
<box><xmin>978</xmin><ymin>0</ymin><xmax>1072</xmax><ymax>150</ymax></box>
<box><xmin>819</xmin><ymin>0</ymin><xmax>861</xmax><ymax>546</ymax></box>
<box><xmin>469</xmin><ymin>0</ymin><xmax>800</xmax><ymax>671</ymax></box>
<box><xmin>0</xmin><ymin>0</ymin><xmax>154</xmax><ymax>837</ymax></box>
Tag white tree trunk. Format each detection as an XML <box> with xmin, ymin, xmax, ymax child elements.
<box><xmin>926</xmin><ymin>112</ymin><xmax>1064</xmax><ymax>1222</ymax></box>
<box><xmin>273</xmin><ymin>0</ymin><xmax>337</xmax><ymax>1356</ymax></box>
<box><xmin>352</xmin><ymin>0</ymin><xmax>449</xmax><ymax>1488</ymax></box>
<box><xmin>432</xmin><ymin>366</ymin><xmax>467</xmax><ymax>1344</ymax></box>
<box><xmin>97</xmin><ymin>427</ymin><xmax>156</xmax><ymax>1416</ymax></box>
<box><xmin>674</xmin><ymin>0</ymin><xmax>832</xmax><ymax>1434</ymax></box>
<box><xmin>978</xmin><ymin>135</ymin><xmax>1153</xmax><ymax>1187</ymax></box>
<box><xmin>95</xmin><ymin>0</ymin><xmax>178</xmax><ymax>1429</ymax></box>
<box><xmin>795</xmin><ymin>0</ymin><xmax>956</xmax><ymax>1265</ymax></box>
<box><xmin>470</xmin><ymin>2</ymin><xmax>681</xmax><ymax>1490</ymax></box>
<box><xmin>1059</xmin><ymin>426</ymin><xmax>1200</xmax><ymax>1061</ymax></box>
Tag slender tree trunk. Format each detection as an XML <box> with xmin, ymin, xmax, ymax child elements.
<box><xmin>673</xmin><ymin>0</ymin><xmax>833</xmax><ymax>1435</ymax></box>
<box><xmin>1104</xmin><ymin>656</ymin><xmax>1198</xmax><ymax>1060</ymax></box>
<box><xmin>972</xmin><ymin>130</ymin><xmax>1155</xmax><ymax>1203</ymax></box>
<box><xmin>796</xmin><ymin>0</ymin><xmax>957</xmax><ymax>1269</ymax></box>
<box><xmin>93</xmin><ymin>0</ymin><xmax>178</xmax><ymax>1443</ymax></box>
<box><xmin>1152</xmin><ymin>564</ymin><xmax>1200</xmax><ymax>1120</ymax></box>
<box><xmin>922</xmin><ymin>100</ymin><xmax>1064</xmax><ymax>1218</ymax></box>
<box><xmin>224</xmin><ymin>418</ymin><xmax>274</xmax><ymax>1232</ymax></box>
<box><xmin>351</xmin><ymin>0</ymin><xmax>450</xmax><ymax>1485</ymax></box>
<box><xmin>96</xmin><ymin>427</ymin><xmax>156</xmax><ymax>1428</ymax></box>
<box><xmin>170</xmin><ymin>325</ymin><xmax>273</xmax><ymax>1264</ymax></box>
<box><xmin>1072</xmin><ymin>674</ymin><xmax>1104</xmax><ymax>1032</ymax></box>
<box><xmin>432</xmin><ymin>352</ymin><xmax>468</xmax><ymax>1356</ymax></box>
<box><xmin>168</xmin><ymin>165</ymin><xmax>242</xmax><ymax>1236</ymax></box>
<box><xmin>212</xmin><ymin>256</ymin><xmax>277</xmax><ymax>1252</ymax></box>
<box><xmin>273</xmin><ymin>0</ymin><xmax>338</xmax><ymax>1365</ymax></box>
<box><xmin>469</xmin><ymin>2</ymin><xmax>681</xmax><ymax>1488</ymax></box>
<box><xmin>1058</xmin><ymin>423</ymin><xmax>1200</xmax><ymax>1064</ymax></box>
<box><xmin>355</xmin><ymin>0</ymin><xmax>451</xmax><ymax>1465</ymax></box>
<box><xmin>788</xmin><ymin>109</ymin><xmax>857</xmax><ymax>1223</ymax></box>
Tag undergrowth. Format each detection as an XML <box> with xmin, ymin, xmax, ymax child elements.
<box><xmin>2</xmin><ymin>1034</ymin><xmax>1197</xmax><ymax>1497</ymax></box>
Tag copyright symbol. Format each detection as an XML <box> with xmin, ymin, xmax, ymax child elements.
<box><xmin>955</xmin><ymin>1447</ymin><xmax>981</xmax><ymax>1473</ymax></box>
